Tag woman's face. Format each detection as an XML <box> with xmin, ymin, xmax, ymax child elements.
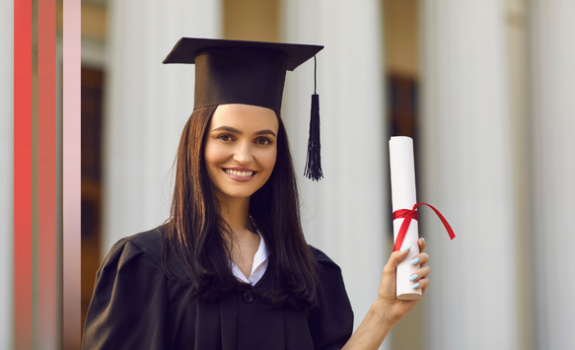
<box><xmin>204</xmin><ymin>104</ymin><xmax>279</xmax><ymax>201</ymax></box>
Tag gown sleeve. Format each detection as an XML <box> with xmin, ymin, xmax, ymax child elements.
<box><xmin>308</xmin><ymin>246</ymin><xmax>354</xmax><ymax>350</ymax></box>
<box><xmin>82</xmin><ymin>237</ymin><xmax>169</xmax><ymax>350</ymax></box>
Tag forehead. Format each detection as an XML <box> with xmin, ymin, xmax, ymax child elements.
<box><xmin>211</xmin><ymin>104</ymin><xmax>279</xmax><ymax>132</ymax></box>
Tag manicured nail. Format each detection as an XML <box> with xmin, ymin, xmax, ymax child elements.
<box><xmin>412</xmin><ymin>283</ymin><xmax>420</xmax><ymax>289</ymax></box>
<box><xmin>410</xmin><ymin>257</ymin><xmax>420</xmax><ymax>265</ymax></box>
<box><xmin>421</xmin><ymin>238</ymin><xmax>426</xmax><ymax>244</ymax></box>
<box><xmin>400</xmin><ymin>245</ymin><xmax>411</xmax><ymax>252</ymax></box>
<box><xmin>409</xmin><ymin>274</ymin><xmax>418</xmax><ymax>282</ymax></box>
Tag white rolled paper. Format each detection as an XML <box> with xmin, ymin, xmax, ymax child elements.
<box><xmin>389</xmin><ymin>136</ymin><xmax>422</xmax><ymax>300</ymax></box>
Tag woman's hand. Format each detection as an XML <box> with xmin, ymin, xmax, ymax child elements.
<box><xmin>376</xmin><ymin>238</ymin><xmax>430</xmax><ymax>324</ymax></box>
<box><xmin>341</xmin><ymin>238</ymin><xmax>430</xmax><ymax>350</ymax></box>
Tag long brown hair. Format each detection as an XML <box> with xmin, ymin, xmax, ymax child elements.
<box><xmin>162</xmin><ymin>105</ymin><xmax>319</xmax><ymax>309</ymax></box>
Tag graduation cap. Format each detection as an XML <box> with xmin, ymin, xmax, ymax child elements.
<box><xmin>163</xmin><ymin>37</ymin><xmax>325</xmax><ymax>181</ymax></box>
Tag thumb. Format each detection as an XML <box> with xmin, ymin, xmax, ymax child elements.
<box><xmin>382</xmin><ymin>247</ymin><xmax>410</xmax><ymax>275</ymax></box>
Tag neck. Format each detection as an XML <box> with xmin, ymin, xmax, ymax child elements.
<box><xmin>216</xmin><ymin>192</ymin><xmax>254</xmax><ymax>236</ymax></box>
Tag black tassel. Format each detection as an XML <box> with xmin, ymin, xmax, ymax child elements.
<box><xmin>304</xmin><ymin>94</ymin><xmax>323</xmax><ymax>180</ymax></box>
<box><xmin>304</xmin><ymin>56</ymin><xmax>323</xmax><ymax>181</ymax></box>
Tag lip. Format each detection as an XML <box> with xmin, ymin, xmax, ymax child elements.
<box><xmin>223</xmin><ymin>167</ymin><xmax>256</xmax><ymax>172</ymax></box>
<box><xmin>222</xmin><ymin>167</ymin><xmax>257</xmax><ymax>182</ymax></box>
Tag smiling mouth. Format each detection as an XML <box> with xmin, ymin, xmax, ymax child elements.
<box><xmin>222</xmin><ymin>168</ymin><xmax>256</xmax><ymax>177</ymax></box>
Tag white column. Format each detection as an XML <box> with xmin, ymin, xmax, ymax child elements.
<box><xmin>103</xmin><ymin>0</ymin><xmax>222</xmax><ymax>256</ymax></box>
<box><xmin>506</xmin><ymin>1</ymin><xmax>534</xmax><ymax>349</ymax></box>
<box><xmin>420</xmin><ymin>1</ymin><xmax>518</xmax><ymax>350</ymax></box>
<box><xmin>0</xmin><ymin>1</ymin><xmax>13</xmax><ymax>348</ymax></box>
<box><xmin>282</xmin><ymin>1</ymin><xmax>388</xmax><ymax>347</ymax></box>
<box><xmin>530</xmin><ymin>1</ymin><xmax>575</xmax><ymax>349</ymax></box>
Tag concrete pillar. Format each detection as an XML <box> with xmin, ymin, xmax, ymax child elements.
<box><xmin>506</xmin><ymin>1</ymin><xmax>534</xmax><ymax>349</ymax></box>
<box><xmin>282</xmin><ymin>1</ymin><xmax>388</xmax><ymax>348</ymax></box>
<box><xmin>103</xmin><ymin>0</ymin><xmax>222</xmax><ymax>255</ymax></box>
<box><xmin>420</xmin><ymin>1</ymin><xmax>519</xmax><ymax>349</ymax></box>
<box><xmin>0</xmin><ymin>1</ymin><xmax>13</xmax><ymax>348</ymax></box>
<box><xmin>529</xmin><ymin>1</ymin><xmax>575</xmax><ymax>348</ymax></box>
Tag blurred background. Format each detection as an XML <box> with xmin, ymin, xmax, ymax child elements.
<box><xmin>2</xmin><ymin>0</ymin><xmax>575</xmax><ymax>349</ymax></box>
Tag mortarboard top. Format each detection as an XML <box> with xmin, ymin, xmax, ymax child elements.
<box><xmin>163</xmin><ymin>37</ymin><xmax>323</xmax><ymax>71</ymax></box>
<box><xmin>163</xmin><ymin>37</ymin><xmax>325</xmax><ymax>181</ymax></box>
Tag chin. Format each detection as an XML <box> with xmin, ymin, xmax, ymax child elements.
<box><xmin>221</xmin><ymin>189</ymin><xmax>257</xmax><ymax>199</ymax></box>
<box><xmin>214</xmin><ymin>183</ymin><xmax>263</xmax><ymax>200</ymax></box>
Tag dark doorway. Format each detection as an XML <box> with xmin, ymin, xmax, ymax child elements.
<box><xmin>81</xmin><ymin>67</ymin><xmax>104</xmax><ymax>336</ymax></box>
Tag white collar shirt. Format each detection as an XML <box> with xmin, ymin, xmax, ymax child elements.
<box><xmin>230</xmin><ymin>231</ymin><xmax>270</xmax><ymax>286</ymax></box>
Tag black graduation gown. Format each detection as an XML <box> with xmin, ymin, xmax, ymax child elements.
<box><xmin>82</xmin><ymin>227</ymin><xmax>354</xmax><ymax>350</ymax></box>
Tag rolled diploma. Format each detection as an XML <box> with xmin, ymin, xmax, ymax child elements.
<box><xmin>389</xmin><ymin>136</ymin><xmax>422</xmax><ymax>300</ymax></box>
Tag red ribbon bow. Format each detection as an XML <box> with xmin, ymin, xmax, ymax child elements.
<box><xmin>392</xmin><ymin>203</ymin><xmax>456</xmax><ymax>252</ymax></box>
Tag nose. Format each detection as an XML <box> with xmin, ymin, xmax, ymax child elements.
<box><xmin>233</xmin><ymin>140</ymin><xmax>254</xmax><ymax>164</ymax></box>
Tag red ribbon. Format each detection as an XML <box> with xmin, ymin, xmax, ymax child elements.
<box><xmin>392</xmin><ymin>203</ymin><xmax>456</xmax><ymax>252</ymax></box>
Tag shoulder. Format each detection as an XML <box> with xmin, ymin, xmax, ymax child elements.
<box><xmin>308</xmin><ymin>244</ymin><xmax>341</xmax><ymax>270</ymax></box>
<box><xmin>307</xmin><ymin>244</ymin><xmax>346</xmax><ymax>287</ymax></box>
<box><xmin>99</xmin><ymin>225</ymin><xmax>167</xmax><ymax>275</ymax></box>
<box><xmin>123</xmin><ymin>225</ymin><xmax>165</xmax><ymax>266</ymax></box>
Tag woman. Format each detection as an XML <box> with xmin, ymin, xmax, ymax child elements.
<box><xmin>82</xmin><ymin>38</ymin><xmax>431</xmax><ymax>350</ymax></box>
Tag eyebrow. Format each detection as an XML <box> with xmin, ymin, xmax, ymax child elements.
<box><xmin>212</xmin><ymin>126</ymin><xmax>276</xmax><ymax>137</ymax></box>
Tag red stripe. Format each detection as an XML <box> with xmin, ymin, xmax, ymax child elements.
<box><xmin>14</xmin><ymin>0</ymin><xmax>33</xmax><ymax>348</ymax></box>
<box><xmin>38</xmin><ymin>0</ymin><xmax>57</xmax><ymax>344</ymax></box>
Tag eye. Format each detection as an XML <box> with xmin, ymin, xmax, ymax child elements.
<box><xmin>216</xmin><ymin>133</ymin><xmax>234</xmax><ymax>142</ymax></box>
<box><xmin>255</xmin><ymin>137</ymin><xmax>273</xmax><ymax>146</ymax></box>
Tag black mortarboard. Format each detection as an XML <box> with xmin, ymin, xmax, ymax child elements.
<box><xmin>163</xmin><ymin>37</ymin><xmax>325</xmax><ymax>181</ymax></box>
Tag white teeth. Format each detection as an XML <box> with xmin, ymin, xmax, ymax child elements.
<box><xmin>225</xmin><ymin>169</ymin><xmax>254</xmax><ymax>177</ymax></box>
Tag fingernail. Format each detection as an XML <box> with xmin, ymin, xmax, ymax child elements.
<box><xmin>400</xmin><ymin>245</ymin><xmax>411</xmax><ymax>252</ymax></box>
<box><xmin>410</xmin><ymin>257</ymin><xmax>420</xmax><ymax>265</ymax></box>
<box><xmin>421</xmin><ymin>238</ymin><xmax>426</xmax><ymax>244</ymax></box>
<box><xmin>412</xmin><ymin>283</ymin><xmax>420</xmax><ymax>289</ymax></box>
<box><xmin>409</xmin><ymin>274</ymin><xmax>418</xmax><ymax>282</ymax></box>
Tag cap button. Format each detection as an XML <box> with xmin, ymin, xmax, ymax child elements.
<box><xmin>243</xmin><ymin>291</ymin><xmax>253</xmax><ymax>303</ymax></box>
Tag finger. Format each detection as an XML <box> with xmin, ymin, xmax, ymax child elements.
<box><xmin>421</xmin><ymin>278</ymin><xmax>430</xmax><ymax>295</ymax></box>
<box><xmin>418</xmin><ymin>237</ymin><xmax>427</xmax><ymax>253</ymax></box>
<box><xmin>408</xmin><ymin>266</ymin><xmax>431</xmax><ymax>282</ymax></box>
<box><xmin>408</xmin><ymin>252</ymin><xmax>429</xmax><ymax>268</ymax></box>
<box><xmin>382</xmin><ymin>246</ymin><xmax>412</xmax><ymax>275</ymax></box>
<box><xmin>411</xmin><ymin>252</ymin><xmax>429</xmax><ymax>267</ymax></box>
<box><xmin>411</xmin><ymin>277</ymin><xmax>429</xmax><ymax>291</ymax></box>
